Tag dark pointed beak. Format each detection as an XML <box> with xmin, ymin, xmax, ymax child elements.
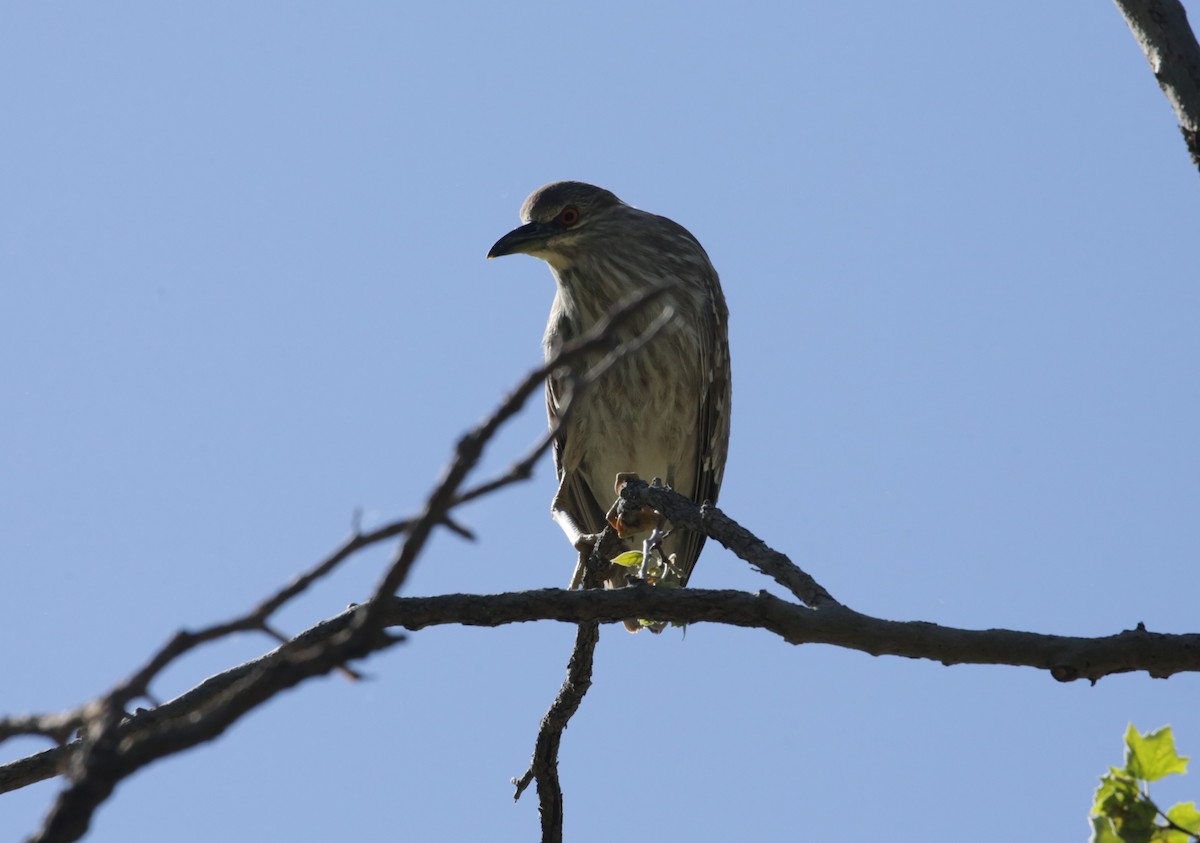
<box><xmin>487</xmin><ymin>221</ymin><xmax>550</xmax><ymax>259</ymax></box>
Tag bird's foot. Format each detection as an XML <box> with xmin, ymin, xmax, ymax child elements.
<box><xmin>606</xmin><ymin>507</ymin><xmax>657</xmax><ymax>539</ymax></box>
<box><xmin>606</xmin><ymin>474</ymin><xmax>661</xmax><ymax>539</ymax></box>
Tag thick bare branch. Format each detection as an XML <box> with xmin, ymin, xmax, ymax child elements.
<box><xmin>1114</xmin><ymin>0</ymin><xmax>1200</xmax><ymax>169</ymax></box>
<box><xmin>381</xmin><ymin>589</ymin><xmax>1200</xmax><ymax>682</ymax></box>
<box><xmin>8</xmin><ymin>583</ymin><xmax>1200</xmax><ymax>802</ymax></box>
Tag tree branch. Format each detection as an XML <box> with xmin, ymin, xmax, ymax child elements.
<box><xmin>615</xmin><ymin>478</ymin><xmax>838</xmax><ymax>608</ymax></box>
<box><xmin>509</xmin><ymin>528</ymin><xmax>624</xmax><ymax>843</ymax></box>
<box><xmin>8</xmin><ymin>581</ymin><xmax>1200</xmax><ymax>799</ymax></box>
<box><xmin>1114</xmin><ymin>0</ymin><xmax>1200</xmax><ymax>170</ymax></box>
<box><xmin>2</xmin><ymin>277</ymin><xmax>1196</xmax><ymax>841</ymax></box>
<box><xmin>511</xmin><ymin>621</ymin><xmax>598</xmax><ymax>843</ymax></box>
<box><xmin>382</xmin><ymin>589</ymin><xmax>1200</xmax><ymax>683</ymax></box>
<box><xmin>5</xmin><ymin>284</ymin><xmax>679</xmax><ymax>843</ymax></box>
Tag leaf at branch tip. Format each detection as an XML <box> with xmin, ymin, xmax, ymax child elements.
<box><xmin>611</xmin><ymin>551</ymin><xmax>644</xmax><ymax>568</ymax></box>
<box><xmin>1167</xmin><ymin>802</ymin><xmax>1200</xmax><ymax>838</ymax></box>
<box><xmin>1125</xmin><ymin>723</ymin><xmax>1188</xmax><ymax>782</ymax></box>
<box><xmin>1091</xmin><ymin>726</ymin><xmax>1195</xmax><ymax>843</ymax></box>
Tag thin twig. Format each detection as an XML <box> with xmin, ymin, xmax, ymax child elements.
<box><xmin>512</xmin><ymin>622</ymin><xmax>598</xmax><ymax>843</ymax></box>
<box><xmin>511</xmin><ymin>529</ymin><xmax>623</xmax><ymax>843</ymax></box>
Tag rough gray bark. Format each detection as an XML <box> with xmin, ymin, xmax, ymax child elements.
<box><xmin>1114</xmin><ymin>0</ymin><xmax>1200</xmax><ymax>169</ymax></box>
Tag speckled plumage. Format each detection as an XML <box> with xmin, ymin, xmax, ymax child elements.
<box><xmin>489</xmin><ymin>181</ymin><xmax>731</xmax><ymax>589</ymax></box>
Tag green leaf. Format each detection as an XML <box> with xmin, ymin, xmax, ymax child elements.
<box><xmin>610</xmin><ymin>551</ymin><xmax>643</xmax><ymax>568</ymax></box>
<box><xmin>1093</xmin><ymin>767</ymin><xmax>1140</xmax><ymax>815</ymax></box>
<box><xmin>1090</xmin><ymin>815</ymin><xmax>1125</xmax><ymax>843</ymax></box>
<box><xmin>1126</xmin><ymin>725</ymin><xmax>1189</xmax><ymax>782</ymax></box>
<box><xmin>1120</xmin><ymin>797</ymin><xmax>1158</xmax><ymax>840</ymax></box>
<box><xmin>1092</xmin><ymin>766</ymin><xmax>1159</xmax><ymax>843</ymax></box>
<box><xmin>1165</xmin><ymin>802</ymin><xmax>1200</xmax><ymax>836</ymax></box>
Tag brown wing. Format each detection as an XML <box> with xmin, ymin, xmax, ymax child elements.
<box><xmin>546</xmin><ymin>368</ymin><xmax>608</xmax><ymax>537</ymax></box>
<box><xmin>676</xmin><ymin>265</ymin><xmax>732</xmax><ymax>587</ymax></box>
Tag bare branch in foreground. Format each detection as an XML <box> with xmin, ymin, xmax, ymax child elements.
<box><xmin>7</xmin><ymin>285</ymin><xmax>677</xmax><ymax>843</ymax></box>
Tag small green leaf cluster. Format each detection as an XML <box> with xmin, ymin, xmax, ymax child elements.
<box><xmin>1092</xmin><ymin>725</ymin><xmax>1200</xmax><ymax>842</ymax></box>
<box><xmin>608</xmin><ymin>549</ymin><xmax>684</xmax><ymax>633</ymax></box>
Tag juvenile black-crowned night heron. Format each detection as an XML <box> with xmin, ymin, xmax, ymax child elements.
<box><xmin>488</xmin><ymin>181</ymin><xmax>731</xmax><ymax>603</ymax></box>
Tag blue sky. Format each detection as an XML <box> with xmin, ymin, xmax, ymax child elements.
<box><xmin>3</xmin><ymin>3</ymin><xmax>1199</xmax><ymax>840</ymax></box>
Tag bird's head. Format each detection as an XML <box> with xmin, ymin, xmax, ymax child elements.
<box><xmin>487</xmin><ymin>181</ymin><xmax>624</xmax><ymax>271</ymax></box>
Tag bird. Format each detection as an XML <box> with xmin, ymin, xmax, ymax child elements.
<box><xmin>488</xmin><ymin>181</ymin><xmax>731</xmax><ymax>606</ymax></box>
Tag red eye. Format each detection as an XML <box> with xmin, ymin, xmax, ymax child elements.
<box><xmin>559</xmin><ymin>206</ymin><xmax>580</xmax><ymax>226</ymax></box>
